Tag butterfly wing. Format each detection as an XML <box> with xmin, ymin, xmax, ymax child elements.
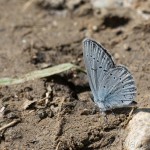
<box><xmin>83</xmin><ymin>38</ymin><xmax>136</xmax><ymax>111</ymax></box>
<box><xmin>83</xmin><ymin>38</ymin><xmax>115</xmax><ymax>103</ymax></box>
<box><xmin>97</xmin><ymin>66</ymin><xmax>136</xmax><ymax>110</ymax></box>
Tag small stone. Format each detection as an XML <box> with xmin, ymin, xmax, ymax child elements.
<box><xmin>114</xmin><ymin>53</ymin><xmax>120</xmax><ymax>60</ymax></box>
<box><xmin>80</xmin><ymin>109</ymin><xmax>91</xmax><ymax>115</ymax></box>
<box><xmin>22</xmin><ymin>39</ymin><xmax>27</xmax><ymax>44</ymax></box>
<box><xmin>123</xmin><ymin>44</ymin><xmax>132</xmax><ymax>51</ymax></box>
<box><xmin>37</xmin><ymin>109</ymin><xmax>48</xmax><ymax>120</ymax></box>
<box><xmin>92</xmin><ymin>25</ymin><xmax>99</xmax><ymax>32</ymax></box>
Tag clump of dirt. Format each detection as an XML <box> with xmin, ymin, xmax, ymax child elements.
<box><xmin>0</xmin><ymin>0</ymin><xmax>150</xmax><ymax>150</ymax></box>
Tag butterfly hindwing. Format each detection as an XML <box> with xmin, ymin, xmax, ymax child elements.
<box><xmin>97</xmin><ymin>66</ymin><xmax>136</xmax><ymax>110</ymax></box>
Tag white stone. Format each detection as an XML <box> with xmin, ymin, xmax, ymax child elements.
<box><xmin>125</xmin><ymin>111</ymin><xmax>150</xmax><ymax>150</ymax></box>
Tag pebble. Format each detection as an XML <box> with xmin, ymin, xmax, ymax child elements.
<box><xmin>37</xmin><ymin>109</ymin><xmax>48</xmax><ymax>120</ymax></box>
<box><xmin>123</xmin><ymin>43</ymin><xmax>132</xmax><ymax>51</ymax></box>
<box><xmin>125</xmin><ymin>111</ymin><xmax>150</xmax><ymax>150</ymax></box>
<box><xmin>114</xmin><ymin>53</ymin><xmax>120</xmax><ymax>60</ymax></box>
<box><xmin>80</xmin><ymin>108</ymin><xmax>91</xmax><ymax>115</ymax></box>
<box><xmin>92</xmin><ymin>25</ymin><xmax>99</xmax><ymax>32</ymax></box>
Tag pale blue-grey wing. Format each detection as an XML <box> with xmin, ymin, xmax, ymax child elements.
<box><xmin>83</xmin><ymin>38</ymin><xmax>115</xmax><ymax>101</ymax></box>
<box><xmin>98</xmin><ymin>66</ymin><xmax>136</xmax><ymax>110</ymax></box>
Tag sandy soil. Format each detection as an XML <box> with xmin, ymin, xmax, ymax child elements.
<box><xmin>0</xmin><ymin>0</ymin><xmax>150</xmax><ymax>149</ymax></box>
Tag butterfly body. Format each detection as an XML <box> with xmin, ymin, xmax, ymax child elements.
<box><xmin>83</xmin><ymin>38</ymin><xmax>136</xmax><ymax>112</ymax></box>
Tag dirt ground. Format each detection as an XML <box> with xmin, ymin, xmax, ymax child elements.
<box><xmin>0</xmin><ymin>0</ymin><xmax>150</xmax><ymax>150</ymax></box>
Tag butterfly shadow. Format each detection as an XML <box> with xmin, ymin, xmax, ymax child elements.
<box><xmin>134</xmin><ymin>107</ymin><xmax>150</xmax><ymax>114</ymax></box>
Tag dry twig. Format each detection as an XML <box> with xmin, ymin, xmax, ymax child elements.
<box><xmin>0</xmin><ymin>119</ymin><xmax>20</xmax><ymax>132</ymax></box>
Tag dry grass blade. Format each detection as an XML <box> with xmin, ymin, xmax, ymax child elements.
<box><xmin>0</xmin><ymin>63</ymin><xmax>85</xmax><ymax>86</ymax></box>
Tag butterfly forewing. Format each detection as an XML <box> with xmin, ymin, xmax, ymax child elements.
<box><xmin>83</xmin><ymin>39</ymin><xmax>115</xmax><ymax>102</ymax></box>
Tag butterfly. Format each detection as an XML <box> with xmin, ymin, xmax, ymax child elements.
<box><xmin>83</xmin><ymin>38</ymin><xmax>136</xmax><ymax>112</ymax></box>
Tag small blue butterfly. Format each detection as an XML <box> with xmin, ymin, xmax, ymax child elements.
<box><xmin>83</xmin><ymin>38</ymin><xmax>136</xmax><ymax>112</ymax></box>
